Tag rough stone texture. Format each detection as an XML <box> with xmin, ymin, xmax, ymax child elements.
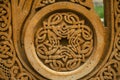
<box><xmin>0</xmin><ymin>0</ymin><xmax>120</xmax><ymax>80</ymax></box>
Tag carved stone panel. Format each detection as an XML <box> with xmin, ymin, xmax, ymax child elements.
<box><xmin>0</xmin><ymin>0</ymin><xmax>120</xmax><ymax>80</ymax></box>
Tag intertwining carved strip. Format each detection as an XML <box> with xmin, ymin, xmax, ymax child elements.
<box><xmin>35</xmin><ymin>0</ymin><xmax>93</xmax><ymax>10</ymax></box>
<box><xmin>0</xmin><ymin>0</ymin><xmax>36</xmax><ymax>79</ymax></box>
<box><xmin>90</xmin><ymin>29</ymin><xmax>120</xmax><ymax>80</ymax></box>
<box><xmin>35</xmin><ymin>12</ymin><xmax>93</xmax><ymax>72</ymax></box>
<box><xmin>89</xmin><ymin>0</ymin><xmax>120</xmax><ymax>80</ymax></box>
<box><xmin>0</xmin><ymin>0</ymin><xmax>13</xmax><ymax>79</ymax></box>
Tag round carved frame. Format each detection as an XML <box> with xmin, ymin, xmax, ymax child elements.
<box><xmin>24</xmin><ymin>2</ymin><xmax>105</xmax><ymax>80</ymax></box>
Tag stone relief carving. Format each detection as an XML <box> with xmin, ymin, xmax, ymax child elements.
<box><xmin>35</xmin><ymin>12</ymin><xmax>93</xmax><ymax>72</ymax></box>
<box><xmin>89</xmin><ymin>0</ymin><xmax>120</xmax><ymax>80</ymax></box>
<box><xmin>0</xmin><ymin>0</ymin><xmax>36</xmax><ymax>80</ymax></box>
<box><xmin>0</xmin><ymin>0</ymin><xmax>120</xmax><ymax>80</ymax></box>
<box><xmin>35</xmin><ymin>0</ymin><xmax>93</xmax><ymax>10</ymax></box>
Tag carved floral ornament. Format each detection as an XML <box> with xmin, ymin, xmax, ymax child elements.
<box><xmin>0</xmin><ymin>0</ymin><xmax>120</xmax><ymax>80</ymax></box>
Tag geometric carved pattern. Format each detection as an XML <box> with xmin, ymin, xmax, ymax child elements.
<box><xmin>0</xmin><ymin>0</ymin><xmax>13</xmax><ymax>79</ymax></box>
<box><xmin>24</xmin><ymin>2</ymin><xmax>104</xmax><ymax>79</ymax></box>
<box><xmin>89</xmin><ymin>0</ymin><xmax>120</xmax><ymax>80</ymax></box>
<box><xmin>35</xmin><ymin>12</ymin><xmax>93</xmax><ymax>72</ymax></box>
<box><xmin>0</xmin><ymin>0</ymin><xmax>120</xmax><ymax>80</ymax></box>
<box><xmin>36</xmin><ymin>0</ymin><xmax>93</xmax><ymax>9</ymax></box>
<box><xmin>0</xmin><ymin>0</ymin><xmax>35</xmax><ymax>80</ymax></box>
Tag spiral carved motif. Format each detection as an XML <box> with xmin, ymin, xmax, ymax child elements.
<box><xmin>35</xmin><ymin>12</ymin><xmax>94</xmax><ymax>72</ymax></box>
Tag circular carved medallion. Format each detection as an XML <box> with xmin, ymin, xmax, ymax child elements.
<box><xmin>24</xmin><ymin>2</ymin><xmax>104</xmax><ymax>80</ymax></box>
<box><xmin>35</xmin><ymin>12</ymin><xmax>93</xmax><ymax>72</ymax></box>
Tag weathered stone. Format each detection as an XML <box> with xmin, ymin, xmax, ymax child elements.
<box><xmin>0</xmin><ymin>0</ymin><xmax>120</xmax><ymax>80</ymax></box>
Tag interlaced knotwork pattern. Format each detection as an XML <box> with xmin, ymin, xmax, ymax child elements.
<box><xmin>35</xmin><ymin>12</ymin><xmax>94</xmax><ymax>72</ymax></box>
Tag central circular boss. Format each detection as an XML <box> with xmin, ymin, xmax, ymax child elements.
<box><xmin>35</xmin><ymin>12</ymin><xmax>94</xmax><ymax>72</ymax></box>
